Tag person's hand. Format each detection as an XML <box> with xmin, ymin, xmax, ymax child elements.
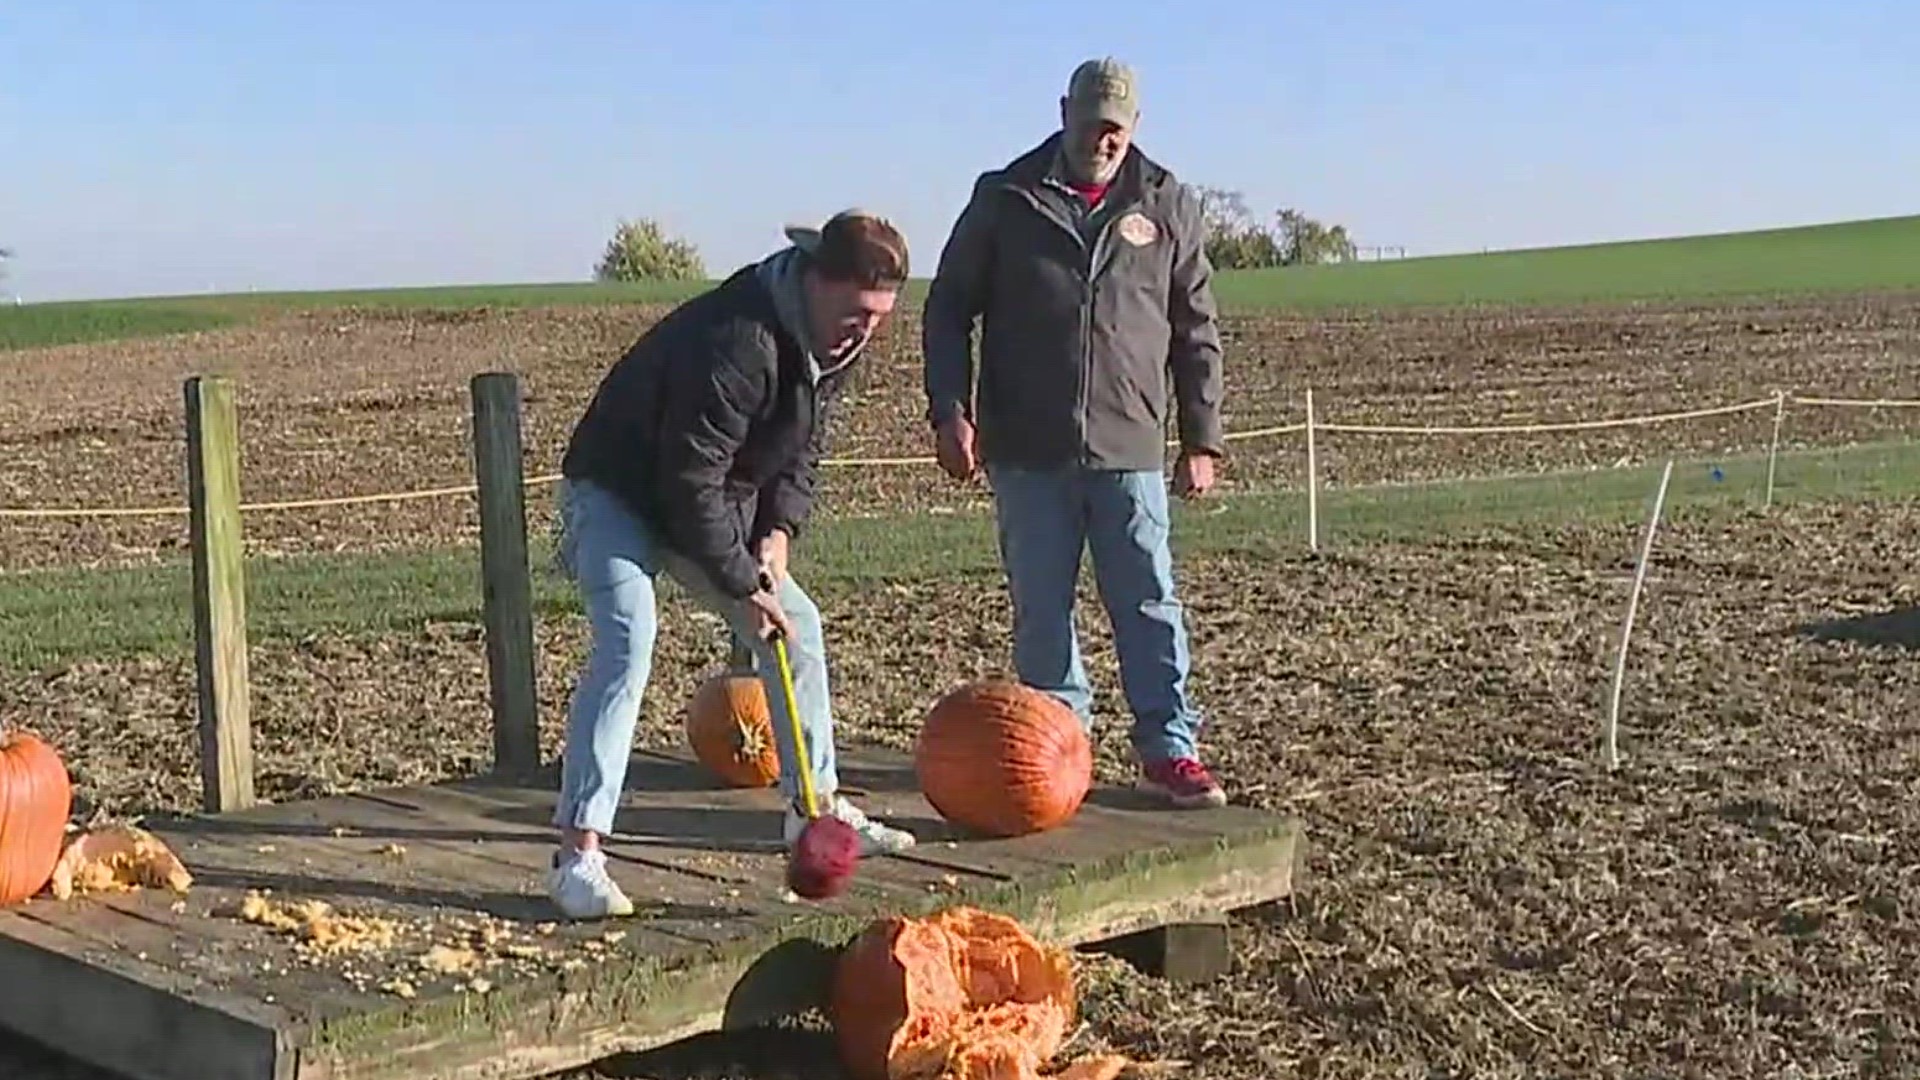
<box><xmin>934</xmin><ymin>415</ymin><xmax>980</xmax><ymax>482</ymax></box>
<box><xmin>1173</xmin><ymin>451</ymin><xmax>1218</xmax><ymax>499</ymax></box>
<box><xmin>756</xmin><ymin>529</ymin><xmax>791</xmax><ymax>585</ymax></box>
<box><xmin>746</xmin><ymin>582</ymin><xmax>795</xmax><ymax>642</ymax></box>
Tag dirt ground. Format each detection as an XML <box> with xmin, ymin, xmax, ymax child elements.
<box><xmin>5</xmin><ymin>499</ymin><xmax>1919</xmax><ymax>1079</ymax></box>
<box><xmin>2</xmin><ymin>293</ymin><xmax>1918</xmax><ymax>1078</ymax></box>
<box><xmin>2</xmin><ymin>292</ymin><xmax>1917</xmax><ymax>570</ymax></box>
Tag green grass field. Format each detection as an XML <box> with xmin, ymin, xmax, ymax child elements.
<box><xmin>5</xmin><ymin>213</ymin><xmax>1917</xmax><ymax>351</ymax></box>
<box><xmin>0</xmin><ymin>280</ymin><xmax>708</xmax><ymax>351</ymax></box>
<box><xmin>3</xmin><ymin>436</ymin><xmax>1911</xmax><ymax>674</ymax></box>
<box><xmin>1212</xmin><ymin>212</ymin><xmax>1920</xmax><ymax>309</ymax></box>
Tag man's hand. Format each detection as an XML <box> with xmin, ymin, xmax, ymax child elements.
<box><xmin>745</xmin><ymin>580</ymin><xmax>795</xmax><ymax>642</ymax></box>
<box><xmin>934</xmin><ymin>415</ymin><xmax>980</xmax><ymax>482</ymax></box>
<box><xmin>756</xmin><ymin>528</ymin><xmax>791</xmax><ymax>585</ymax></box>
<box><xmin>1173</xmin><ymin>450</ymin><xmax>1218</xmax><ymax>499</ymax></box>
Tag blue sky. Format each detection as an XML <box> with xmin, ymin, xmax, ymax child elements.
<box><xmin>2</xmin><ymin>0</ymin><xmax>1913</xmax><ymax>302</ymax></box>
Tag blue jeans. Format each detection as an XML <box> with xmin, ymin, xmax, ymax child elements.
<box><xmin>550</xmin><ymin>478</ymin><xmax>838</xmax><ymax>836</ymax></box>
<box><xmin>985</xmin><ymin>464</ymin><xmax>1204</xmax><ymax>762</ymax></box>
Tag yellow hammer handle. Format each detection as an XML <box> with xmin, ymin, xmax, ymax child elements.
<box><xmin>770</xmin><ymin>632</ymin><xmax>819</xmax><ymax>820</ymax></box>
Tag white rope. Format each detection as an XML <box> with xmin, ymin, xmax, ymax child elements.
<box><xmin>1789</xmin><ymin>394</ymin><xmax>1920</xmax><ymax>409</ymax></box>
<box><xmin>1318</xmin><ymin>397</ymin><xmax>1778</xmax><ymax>435</ymax></box>
<box><xmin>0</xmin><ymin>392</ymin><xmax>1907</xmax><ymax>521</ymax></box>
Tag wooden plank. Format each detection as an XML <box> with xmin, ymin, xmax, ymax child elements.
<box><xmin>0</xmin><ymin>907</ymin><xmax>290</xmax><ymax>1080</ymax></box>
<box><xmin>151</xmin><ymin>833</ymin><xmax>714</xmax><ymax>1036</ymax></box>
<box><xmin>470</xmin><ymin>371</ymin><xmax>540</xmax><ymax>778</ymax></box>
<box><xmin>1092</xmin><ymin>917</ymin><xmax>1234</xmax><ymax>983</ymax></box>
<box><xmin>184</xmin><ymin>374</ymin><xmax>255</xmax><ymax>813</ymax></box>
<box><xmin>636</xmin><ymin>745</ymin><xmax>1288</xmax><ymax>910</ymax></box>
<box><xmin>149</xmin><ymin>793</ymin><xmax>771</xmax><ymax>951</ymax></box>
<box><xmin>9</xmin><ymin>882</ymin><xmax>370</xmax><ymax>1037</ymax></box>
<box><xmin>433</xmin><ymin>751</ymin><xmax>993</xmax><ymax>908</ymax></box>
<box><xmin>0</xmin><ymin>754</ymin><xmax>1307</xmax><ymax>1080</ymax></box>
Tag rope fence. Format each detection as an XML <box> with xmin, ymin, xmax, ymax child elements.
<box><xmin>7</xmin><ymin>370</ymin><xmax>1912</xmax><ymax>812</ymax></box>
<box><xmin>0</xmin><ymin>390</ymin><xmax>1913</xmax><ymax>522</ymax></box>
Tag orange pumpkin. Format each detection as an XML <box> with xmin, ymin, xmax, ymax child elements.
<box><xmin>829</xmin><ymin>906</ymin><xmax>1128</xmax><ymax>1080</ymax></box>
<box><xmin>684</xmin><ymin>672</ymin><xmax>780</xmax><ymax>788</ymax></box>
<box><xmin>0</xmin><ymin>729</ymin><xmax>73</xmax><ymax>906</ymax></box>
<box><xmin>914</xmin><ymin>679</ymin><xmax>1091</xmax><ymax>838</ymax></box>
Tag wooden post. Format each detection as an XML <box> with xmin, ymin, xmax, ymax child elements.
<box><xmin>1090</xmin><ymin>917</ymin><xmax>1234</xmax><ymax>984</ymax></box>
<box><xmin>471</xmin><ymin>372</ymin><xmax>540</xmax><ymax>777</ymax></box>
<box><xmin>185</xmin><ymin>375</ymin><xmax>256</xmax><ymax>813</ymax></box>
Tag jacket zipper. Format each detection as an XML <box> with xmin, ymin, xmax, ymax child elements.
<box><xmin>1003</xmin><ymin>182</ymin><xmax>1096</xmax><ymax>463</ymax></box>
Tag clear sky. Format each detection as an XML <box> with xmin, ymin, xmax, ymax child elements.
<box><xmin>2</xmin><ymin>0</ymin><xmax>1914</xmax><ymax>302</ymax></box>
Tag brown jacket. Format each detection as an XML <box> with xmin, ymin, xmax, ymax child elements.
<box><xmin>922</xmin><ymin>134</ymin><xmax>1225</xmax><ymax>472</ymax></box>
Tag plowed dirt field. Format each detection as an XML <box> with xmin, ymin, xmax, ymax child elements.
<box><xmin>3</xmin><ymin>293</ymin><xmax>1917</xmax><ymax>1079</ymax></box>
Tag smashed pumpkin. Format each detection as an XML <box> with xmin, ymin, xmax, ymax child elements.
<box><xmin>685</xmin><ymin>671</ymin><xmax>780</xmax><ymax>788</ymax></box>
<box><xmin>915</xmin><ymin>680</ymin><xmax>1092</xmax><ymax>838</ymax></box>
<box><xmin>830</xmin><ymin>906</ymin><xmax>1129</xmax><ymax>1080</ymax></box>
<box><xmin>0</xmin><ymin>729</ymin><xmax>73</xmax><ymax>905</ymax></box>
<box><xmin>47</xmin><ymin>823</ymin><xmax>193</xmax><ymax>900</ymax></box>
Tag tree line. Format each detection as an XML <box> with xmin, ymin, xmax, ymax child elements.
<box><xmin>592</xmin><ymin>184</ymin><xmax>1357</xmax><ymax>283</ymax></box>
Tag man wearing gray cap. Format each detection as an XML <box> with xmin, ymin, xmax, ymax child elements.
<box><xmin>921</xmin><ymin>57</ymin><xmax>1230</xmax><ymax>810</ymax></box>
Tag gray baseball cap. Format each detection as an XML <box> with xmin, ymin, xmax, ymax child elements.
<box><xmin>1064</xmin><ymin>57</ymin><xmax>1139</xmax><ymax>127</ymax></box>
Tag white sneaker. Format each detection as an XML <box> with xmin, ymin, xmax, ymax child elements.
<box><xmin>547</xmin><ymin>847</ymin><xmax>636</xmax><ymax>920</ymax></box>
<box><xmin>785</xmin><ymin>795</ymin><xmax>917</xmax><ymax>856</ymax></box>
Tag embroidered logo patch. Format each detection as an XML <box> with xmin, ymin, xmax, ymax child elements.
<box><xmin>1116</xmin><ymin>211</ymin><xmax>1159</xmax><ymax>246</ymax></box>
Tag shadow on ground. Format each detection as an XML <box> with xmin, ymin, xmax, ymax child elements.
<box><xmin>592</xmin><ymin>1026</ymin><xmax>849</xmax><ymax>1080</ymax></box>
<box><xmin>1797</xmin><ymin>604</ymin><xmax>1920</xmax><ymax>650</ymax></box>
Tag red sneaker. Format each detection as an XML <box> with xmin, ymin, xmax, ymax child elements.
<box><xmin>1138</xmin><ymin>756</ymin><xmax>1228</xmax><ymax>809</ymax></box>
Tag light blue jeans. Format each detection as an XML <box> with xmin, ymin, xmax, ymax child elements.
<box><xmin>986</xmin><ymin>463</ymin><xmax>1204</xmax><ymax>762</ymax></box>
<box><xmin>550</xmin><ymin>478</ymin><xmax>838</xmax><ymax>836</ymax></box>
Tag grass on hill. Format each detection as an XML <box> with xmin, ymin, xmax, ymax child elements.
<box><xmin>0</xmin><ymin>280</ymin><xmax>709</xmax><ymax>351</ymax></box>
<box><xmin>2</xmin><ymin>437</ymin><xmax>1914</xmax><ymax>674</ymax></box>
<box><xmin>5</xmin><ymin>214</ymin><xmax>1917</xmax><ymax>352</ymax></box>
<box><xmin>1218</xmin><ymin>213</ymin><xmax>1920</xmax><ymax>309</ymax></box>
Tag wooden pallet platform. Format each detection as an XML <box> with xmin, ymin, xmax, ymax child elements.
<box><xmin>0</xmin><ymin>747</ymin><xmax>1306</xmax><ymax>1080</ymax></box>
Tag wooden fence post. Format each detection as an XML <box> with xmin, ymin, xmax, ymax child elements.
<box><xmin>470</xmin><ymin>372</ymin><xmax>540</xmax><ymax>777</ymax></box>
<box><xmin>185</xmin><ymin>375</ymin><xmax>256</xmax><ymax>813</ymax></box>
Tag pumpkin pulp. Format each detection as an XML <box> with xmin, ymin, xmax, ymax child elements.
<box><xmin>831</xmin><ymin>906</ymin><xmax>1128</xmax><ymax>1080</ymax></box>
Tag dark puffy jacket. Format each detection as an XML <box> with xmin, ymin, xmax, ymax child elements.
<box><xmin>922</xmin><ymin>134</ymin><xmax>1226</xmax><ymax>472</ymax></box>
<box><xmin>560</xmin><ymin>263</ymin><xmax>845</xmax><ymax>599</ymax></box>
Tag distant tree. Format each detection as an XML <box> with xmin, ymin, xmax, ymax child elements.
<box><xmin>1190</xmin><ymin>186</ymin><xmax>1280</xmax><ymax>270</ymax></box>
<box><xmin>593</xmin><ymin>218</ymin><xmax>705</xmax><ymax>282</ymax></box>
<box><xmin>1273</xmin><ymin>208</ymin><xmax>1356</xmax><ymax>266</ymax></box>
<box><xmin>1186</xmin><ymin>186</ymin><xmax>1355</xmax><ymax>268</ymax></box>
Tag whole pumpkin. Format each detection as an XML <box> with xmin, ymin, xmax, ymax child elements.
<box><xmin>684</xmin><ymin>671</ymin><xmax>780</xmax><ymax>788</ymax></box>
<box><xmin>914</xmin><ymin>679</ymin><xmax>1091</xmax><ymax>838</ymax></box>
<box><xmin>829</xmin><ymin>906</ymin><xmax>1127</xmax><ymax>1080</ymax></box>
<box><xmin>0</xmin><ymin>729</ymin><xmax>74</xmax><ymax>906</ymax></box>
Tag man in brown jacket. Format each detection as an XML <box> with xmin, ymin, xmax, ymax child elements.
<box><xmin>921</xmin><ymin>57</ymin><xmax>1229</xmax><ymax>809</ymax></box>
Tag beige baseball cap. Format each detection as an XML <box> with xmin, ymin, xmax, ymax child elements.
<box><xmin>1064</xmin><ymin>57</ymin><xmax>1139</xmax><ymax>127</ymax></box>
